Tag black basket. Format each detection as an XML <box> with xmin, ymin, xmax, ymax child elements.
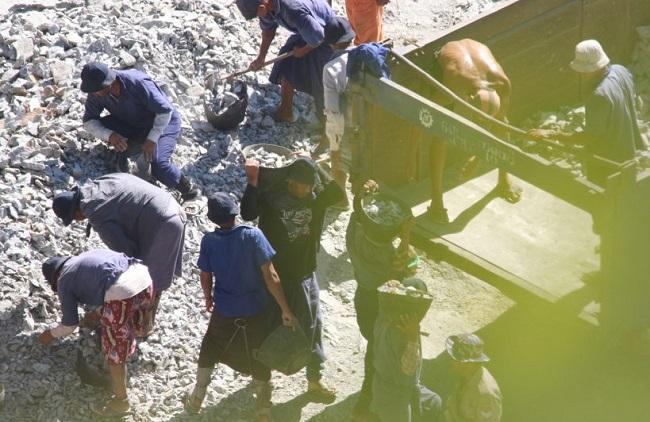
<box><xmin>204</xmin><ymin>80</ymin><xmax>248</xmax><ymax>131</ymax></box>
<box><xmin>254</xmin><ymin>324</ymin><xmax>311</xmax><ymax>375</ymax></box>
<box><xmin>377</xmin><ymin>284</ymin><xmax>433</xmax><ymax>323</ymax></box>
<box><xmin>359</xmin><ymin>192</ymin><xmax>412</xmax><ymax>243</ymax></box>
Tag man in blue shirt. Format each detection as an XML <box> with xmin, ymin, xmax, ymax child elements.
<box><xmin>80</xmin><ymin>62</ymin><xmax>198</xmax><ymax>200</ymax></box>
<box><xmin>236</xmin><ymin>0</ymin><xmax>340</xmax><ymax>123</ymax></box>
<box><xmin>38</xmin><ymin>250</ymin><xmax>154</xmax><ymax>417</ymax></box>
<box><xmin>529</xmin><ymin>39</ymin><xmax>645</xmax><ymax>185</ymax></box>
<box><xmin>185</xmin><ymin>192</ymin><xmax>295</xmax><ymax>421</ymax></box>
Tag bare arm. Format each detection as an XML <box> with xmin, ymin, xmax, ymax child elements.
<box><xmin>250</xmin><ymin>28</ymin><xmax>277</xmax><ymax>70</ymax></box>
<box><xmin>260</xmin><ymin>261</ymin><xmax>295</xmax><ymax>327</ymax></box>
<box><xmin>200</xmin><ymin>271</ymin><xmax>214</xmax><ymax>312</ymax></box>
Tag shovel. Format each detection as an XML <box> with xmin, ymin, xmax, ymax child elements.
<box><xmin>205</xmin><ymin>51</ymin><xmax>294</xmax><ymax>88</ymax></box>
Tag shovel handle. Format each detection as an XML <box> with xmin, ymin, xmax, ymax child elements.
<box><xmin>218</xmin><ymin>51</ymin><xmax>295</xmax><ymax>82</ymax></box>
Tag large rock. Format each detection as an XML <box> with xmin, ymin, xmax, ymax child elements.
<box><xmin>50</xmin><ymin>60</ymin><xmax>73</xmax><ymax>84</ymax></box>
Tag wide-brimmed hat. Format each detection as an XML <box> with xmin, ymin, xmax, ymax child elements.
<box><xmin>207</xmin><ymin>192</ymin><xmax>240</xmax><ymax>224</ymax></box>
<box><xmin>446</xmin><ymin>333</ymin><xmax>490</xmax><ymax>363</ymax></box>
<box><xmin>52</xmin><ymin>188</ymin><xmax>80</xmax><ymax>226</ymax></box>
<box><xmin>324</xmin><ymin>16</ymin><xmax>356</xmax><ymax>46</ymax></box>
<box><xmin>236</xmin><ymin>0</ymin><xmax>260</xmax><ymax>20</ymax></box>
<box><xmin>570</xmin><ymin>40</ymin><xmax>610</xmax><ymax>73</ymax></box>
<box><xmin>80</xmin><ymin>62</ymin><xmax>116</xmax><ymax>93</ymax></box>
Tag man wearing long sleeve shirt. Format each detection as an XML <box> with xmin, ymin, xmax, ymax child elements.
<box><xmin>80</xmin><ymin>62</ymin><xmax>198</xmax><ymax>200</ymax></box>
<box><xmin>52</xmin><ymin>173</ymin><xmax>186</xmax><ymax>334</ymax></box>
<box><xmin>347</xmin><ymin>180</ymin><xmax>417</xmax><ymax>420</ymax></box>
<box><xmin>236</xmin><ymin>0</ymin><xmax>340</xmax><ymax>123</ymax></box>
<box><xmin>241</xmin><ymin>157</ymin><xmax>343</xmax><ymax>401</ymax></box>
<box><xmin>38</xmin><ymin>250</ymin><xmax>153</xmax><ymax>417</ymax></box>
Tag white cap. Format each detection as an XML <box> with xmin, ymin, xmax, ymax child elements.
<box><xmin>570</xmin><ymin>40</ymin><xmax>610</xmax><ymax>73</ymax></box>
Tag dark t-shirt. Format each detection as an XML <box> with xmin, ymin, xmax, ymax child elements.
<box><xmin>197</xmin><ymin>225</ymin><xmax>275</xmax><ymax>317</ymax></box>
<box><xmin>240</xmin><ymin>174</ymin><xmax>343</xmax><ymax>282</ymax></box>
<box><xmin>584</xmin><ymin>64</ymin><xmax>643</xmax><ymax>181</ymax></box>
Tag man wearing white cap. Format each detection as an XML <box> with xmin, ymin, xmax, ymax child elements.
<box><xmin>529</xmin><ymin>39</ymin><xmax>644</xmax><ymax>185</ymax></box>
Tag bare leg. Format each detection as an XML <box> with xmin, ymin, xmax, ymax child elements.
<box><xmin>429</xmin><ymin>138</ymin><xmax>449</xmax><ymax>223</ymax></box>
<box><xmin>275</xmin><ymin>77</ymin><xmax>295</xmax><ymax>122</ymax></box>
<box><xmin>496</xmin><ymin>169</ymin><xmax>522</xmax><ymax>203</ymax></box>
<box><xmin>107</xmin><ymin>362</ymin><xmax>130</xmax><ymax>412</ymax></box>
<box><xmin>331</xmin><ymin>151</ymin><xmax>349</xmax><ymax>208</ymax></box>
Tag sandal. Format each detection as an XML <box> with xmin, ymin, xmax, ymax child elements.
<box><xmin>495</xmin><ymin>183</ymin><xmax>522</xmax><ymax>204</ymax></box>
<box><xmin>307</xmin><ymin>380</ymin><xmax>337</xmax><ymax>404</ymax></box>
<box><xmin>90</xmin><ymin>397</ymin><xmax>130</xmax><ymax>418</ymax></box>
<box><xmin>427</xmin><ymin>205</ymin><xmax>450</xmax><ymax>224</ymax></box>
<box><xmin>256</xmin><ymin>405</ymin><xmax>272</xmax><ymax>422</ymax></box>
<box><xmin>183</xmin><ymin>391</ymin><xmax>202</xmax><ymax>415</ymax></box>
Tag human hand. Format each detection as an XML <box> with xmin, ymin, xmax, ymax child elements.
<box><xmin>108</xmin><ymin>132</ymin><xmax>128</xmax><ymax>152</ymax></box>
<box><xmin>80</xmin><ymin>310</ymin><xmax>101</xmax><ymax>329</ymax></box>
<box><xmin>527</xmin><ymin>128</ymin><xmax>557</xmax><ymax>141</ymax></box>
<box><xmin>291</xmin><ymin>45</ymin><xmax>310</xmax><ymax>59</ymax></box>
<box><xmin>249</xmin><ymin>56</ymin><xmax>265</xmax><ymax>71</ymax></box>
<box><xmin>38</xmin><ymin>330</ymin><xmax>54</xmax><ymax>346</ymax></box>
<box><xmin>396</xmin><ymin>314</ymin><xmax>420</xmax><ymax>340</ymax></box>
<box><xmin>143</xmin><ymin>139</ymin><xmax>156</xmax><ymax>162</ymax></box>
<box><xmin>245</xmin><ymin>158</ymin><xmax>260</xmax><ymax>187</ymax></box>
<box><xmin>281</xmin><ymin>311</ymin><xmax>296</xmax><ymax>330</ymax></box>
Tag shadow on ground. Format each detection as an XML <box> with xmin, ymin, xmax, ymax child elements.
<box><xmin>416</xmin><ymin>302</ymin><xmax>650</xmax><ymax>422</ymax></box>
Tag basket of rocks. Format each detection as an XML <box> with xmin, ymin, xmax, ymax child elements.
<box><xmin>359</xmin><ymin>192</ymin><xmax>412</xmax><ymax>243</ymax></box>
<box><xmin>377</xmin><ymin>279</ymin><xmax>433</xmax><ymax>323</ymax></box>
<box><xmin>204</xmin><ymin>79</ymin><xmax>248</xmax><ymax>131</ymax></box>
<box><xmin>242</xmin><ymin>143</ymin><xmax>296</xmax><ymax>169</ymax></box>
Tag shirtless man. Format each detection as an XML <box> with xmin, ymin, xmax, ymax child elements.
<box><xmin>429</xmin><ymin>39</ymin><xmax>521</xmax><ymax>223</ymax></box>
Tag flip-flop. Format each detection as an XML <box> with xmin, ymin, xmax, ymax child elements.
<box><xmin>496</xmin><ymin>184</ymin><xmax>523</xmax><ymax>204</ymax></box>
<box><xmin>90</xmin><ymin>398</ymin><xmax>130</xmax><ymax>418</ymax></box>
<box><xmin>183</xmin><ymin>392</ymin><xmax>201</xmax><ymax>415</ymax></box>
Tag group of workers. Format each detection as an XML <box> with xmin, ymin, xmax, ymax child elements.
<box><xmin>28</xmin><ymin>0</ymin><xmax>646</xmax><ymax>420</ymax></box>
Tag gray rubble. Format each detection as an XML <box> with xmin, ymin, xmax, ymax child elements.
<box><xmin>0</xmin><ymin>1</ymin><xmax>322</xmax><ymax>420</ymax></box>
<box><xmin>0</xmin><ymin>0</ymin><xmax>520</xmax><ymax>420</ymax></box>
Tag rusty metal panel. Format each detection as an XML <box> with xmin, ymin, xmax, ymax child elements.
<box><xmin>366</xmin><ymin>104</ymin><xmax>420</xmax><ymax>187</ymax></box>
<box><xmin>357</xmin><ymin>76</ymin><xmax>605</xmax><ymax>211</ymax></box>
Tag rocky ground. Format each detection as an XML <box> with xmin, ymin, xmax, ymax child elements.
<box><xmin>0</xmin><ymin>1</ymin><xmax>515</xmax><ymax>421</ymax></box>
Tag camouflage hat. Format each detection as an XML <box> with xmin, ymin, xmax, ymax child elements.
<box><xmin>446</xmin><ymin>333</ymin><xmax>490</xmax><ymax>363</ymax></box>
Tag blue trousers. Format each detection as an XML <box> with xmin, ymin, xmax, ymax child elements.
<box><xmin>99</xmin><ymin>114</ymin><xmax>182</xmax><ymax>188</ymax></box>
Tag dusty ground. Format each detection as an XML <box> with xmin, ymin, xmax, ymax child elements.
<box><xmin>6</xmin><ymin>1</ymin><xmax>649</xmax><ymax>422</ymax></box>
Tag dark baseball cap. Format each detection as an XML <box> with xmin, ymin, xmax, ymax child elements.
<box><xmin>207</xmin><ymin>192</ymin><xmax>240</xmax><ymax>224</ymax></box>
<box><xmin>52</xmin><ymin>188</ymin><xmax>80</xmax><ymax>226</ymax></box>
<box><xmin>287</xmin><ymin>158</ymin><xmax>317</xmax><ymax>186</ymax></box>
<box><xmin>80</xmin><ymin>62</ymin><xmax>116</xmax><ymax>93</ymax></box>
<box><xmin>324</xmin><ymin>16</ymin><xmax>356</xmax><ymax>45</ymax></box>
<box><xmin>236</xmin><ymin>0</ymin><xmax>261</xmax><ymax>20</ymax></box>
<box><xmin>42</xmin><ymin>256</ymin><xmax>71</xmax><ymax>290</ymax></box>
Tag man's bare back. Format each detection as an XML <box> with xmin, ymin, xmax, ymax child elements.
<box><xmin>428</xmin><ymin>39</ymin><xmax>520</xmax><ymax>224</ymax></box>
<box><xmin>437</xmin><ymin>39</ymin><xmax>511</xmax><ymax>120</ymax></box>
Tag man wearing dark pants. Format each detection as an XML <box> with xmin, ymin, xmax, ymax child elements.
<box><xmin>241</xmin><ymin>157</ymin><xmax>343</xmax><ymax>401</ymax></box>
<box><xmin>185</xmin><ymin>193</ymin><xmax>295</xmax><ymax>422</ymax></box>
<box><xmin>346</xmin><ymin>179</ymin><xmax>416</xmax><ymax>421</ymax></box>
<box><xmin>79</xmin><ymin>61</ymin><xmax>198</xmax><ymax>200</ymax></box>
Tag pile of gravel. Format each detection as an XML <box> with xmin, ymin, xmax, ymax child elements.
<box><xmin>0</xmin><ymin>1</ymin><xmax>322</xmax><ymax>420</ymax></box>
